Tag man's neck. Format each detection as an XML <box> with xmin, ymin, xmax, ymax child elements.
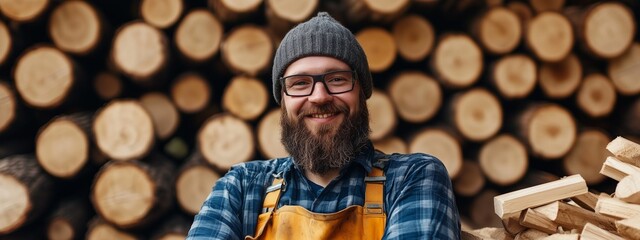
<box><xmin>304</xmin><ymin>168</ymin><xmax>340</xmax><ymax>187</ymax></box>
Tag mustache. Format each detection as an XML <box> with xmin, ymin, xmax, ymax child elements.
<box><xmin>297</xmin><ymin>103</ymin><xmax>350</xmax><ymax>119</ymax></box>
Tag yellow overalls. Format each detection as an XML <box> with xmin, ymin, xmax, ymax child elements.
<box><xmin>245</xmin><ymin>167</ymin><xmax>386</xmax><ymax>240</ymax></box>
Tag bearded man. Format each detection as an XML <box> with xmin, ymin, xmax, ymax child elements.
<box><xmin>188</xmin><ymin>12</ymin><xmax>460</xmax><ymax>240</ymax></box>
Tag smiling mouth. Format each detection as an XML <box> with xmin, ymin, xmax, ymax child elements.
<box><xmin>307</xmin><ymin>112</ymin><xmax>338</xmax><ymax>118</ymax></box>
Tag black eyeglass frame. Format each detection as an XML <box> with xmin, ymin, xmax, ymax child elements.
<box><xmin>279</xmin><ymin>70</ymin><xmax>357</xmax><ymax>97</ymax></box>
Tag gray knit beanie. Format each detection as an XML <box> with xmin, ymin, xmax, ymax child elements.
<box><xmin>272</xmin><ymin>12</ymin><xmax>372</xmax><ymax>105</ymax></box>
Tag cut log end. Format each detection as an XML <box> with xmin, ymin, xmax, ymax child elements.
<box><xmin>453</xmin><ymin>88</ymin><xmax>502</xmax><ymax>141</ymax></box>
<box><xmin>141</xmin><ymin>0</ymin><xmax>184</xmax><ymax>29</ymax></box>
<box><xmin>257</xmin><ymin>109</ymin><xmax>288</xmax><ymax>159</ymax></box>
<box><xmin>0</xmin><ymin>21</ymin><xmax>12</xmax><ymax>65</ymax></box>
<box><xmin>0</xmin><ymin>0</ymin><xmax>48</xmax><ymax>22</ymax></box>
<box><xmin>112</xmin><ymin>22</ymin><xmax>167</xmax><ymax>81</ymax></box>
<box><xmin>454</xmin><ymin>160</ymin><xmax>485</xmax><ymax>197</ymax></box>
<box><xmin>480</xmin><ymin>134</ymin><xmax>528</xmax><ymax>186</ymax></box>
<box><xmin>14</xmin><ymin>46</ymin><xmax>74</xmax><ymax>109</ymax></box>
<box><xmin>608</xmin><ymin>43</ymin><xmax>640</xmax><ymax>96</ymax></box>
<box><xmin>389</xmin><ymin>72</ymin><xmax>442</xmax><ymax>124</ymax></box>
<box><xmin>576</xmin><ymin>73</ymin><xmax>616</xmax><ymax>117</ymax></box>
<box><xmin>198</xmin><ymin>114</ymin><xmax>255</xmax><ymax>170</ymax></box>
<box><xmin>49</xmin><ymin>1</ymin><xmax>101</xmax><ymax>55</ymax></box>
<box><xmin>209</xmin><ymin>0</ymin><xmax>262</xmax><ymax>22</ymax></box>
<box><xmin>222</xmin><ymin>76</ymin><xmax>269</xmax><ymax>121</ymax></box>
<box><xmin>373</xmin><ymin>136</ymin><xmax>408</xmax><ymax>155</ymax></box>
<box><xmin>526</xmin><ymin>12</ymin><xmax>574</xmax><ymax>62</ymax></box>
<box><xmin>493</xmin><ymin>54</ymin><xmax>536</xmax><ymax>99</ymax></box>
<box><xmin>507</xmin><ymin>2</ymin><xmax>533</xmax><ymax>25</ymax></box>
<box><xmin>0</xmin><ymin>174</ymin><xmax>29</xmax><ymax>234</ymax></box>
<box><xmin>478</xmin><ymin>7</ymin><xmax>521</xmax><ymax>55</ymax></box>
<box><xmin>0</xmin><ymin>82</ymin><xmax>16</xmax><ymax>132</ymax></box>
<box><xmin>222</xmin><ymin>25</ymin><xmax>273</xmax><ymax>76</ymax></box>
<box><xmin>409</xmin><ymin>128</ymin><xmax>462</xmax><ymax>178</ymax></box>
<box><xmin>392</xmin><ymin>14</ymin><xmax>434</xmax><ymax>62</ymax></box>
<box><xmin>175</xmin><ymin>9</ymin><xmax>223</xmax><ymax>62</ymax></box>
<box><xmin>47</xmin><ymin>219</ymin><xmax>74</xmax><ymax>240</ymax></box>
<box><xmin>583</xmin><ymin>2</ymin><xmax>635</xmax><ymax>59</ymax></box>
<box><xmin>36</xmin><ymin>119</ymin><xmax>89</xmax><ymax>178</ymax></box>
<box><xmin>367</xmin><ymin>89</ymin><xmax>396</xmax><ymax>141</ymax></box>
<box><xmin>433</xmin><ymin>34</ymin><xmax>483</xmax><ymax>88</ymax></box>
<box><xmin>356</xmin><ymin>27</ymin><xmax>397</xmax><ymax>73</ymax></box>
<box><xmin>267</xmin><ymin>0</ymin><xmax>318</xmax><ymax>23</ymax></box>
<box><xmin>524</xmin><ymin>104</ymin><xmax>577</xmax><ymax>159</ymax></box>
<box><xmin>86</xmin><ymin>218</ymin><xmax>138</xmax><ymax>240</ymax></box>
<box><xmin>176</xmin><ymin>165</ymin><xmax>219</xmax><ymax>215</ymax></box>
<box><xmin>563</xmin><ymin>130</ymin><xmax>610</xmax><ymax>185</ymax></box>
<box><xmin>94</xmin><ymin>72</ymin><xmax>122</xmax><ymax>101</ymax></box>
<box><xmin>139</xmin><ymin>92</ymin><xmax>180</xmax><ymax>140</ymax></box>
<box><xmin>93</xmin><ymin>100</ymin><xmax>155</xmax><ymax>161</ymax></box>
<box><xmin>171</xmin><ymin>73</ymin><xmax>211</xmax><ymax>114</ymax></box>
<box><xmin>539</xmin><ymin>54</ymin><xmax>582</xmax><ymax>99</ymax></box>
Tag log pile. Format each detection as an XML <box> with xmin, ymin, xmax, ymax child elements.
<box><xmin>0</xmin><ymin>0</ymin><xmax>638</xmax><ymax>238</ymax></box>
<box><xmin>464</xmin><ymin>136</ymin><xmax>640</xmax><ymax>239</ymax></box>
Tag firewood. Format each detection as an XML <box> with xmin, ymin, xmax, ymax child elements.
<box><xmin>517</xmin><ymin>104</ymin><xmax>577</xmax><ymax>159</ymax></box>
<box><xmin>608</xmin><ymin>43</ymin><xmax>640</xmax><ymax>96</ymax></box>
<box><xmin>563</xmin><ymin>130</ymin><xmax>610</xmax><ymax>185</ymax></box>
<box><xmin>257</xmin><ymin>108</ymin><xmax>288</xmax><ymax>159</ymax></box>
<box><xmin>387</xmin><ymin>71</ymin><xmax>441</xmax><ymax>124</ymax></box>
<box><xmin>409</xmin><ymin>128</ymin><xmax>462</xmax><ymax>179</ymax></box>
<box><xmin>606</xmin><ymin>136</ymin><xmax>640</xmax><ymax>167</ymax></box>
<box><xmin>493</xmin><ymin>174</ymin><xmax>588</xmax><ymax>218</ymax></box>
<box><xmin>111</xmin><ymin>21</ymin><xmax>169</xmax><ymax>84</ymax></box>
<box><xmin>570</xmin><ymin>192</ymin><xmax>599</xmax><ymax>211</ymax></box>
<box><xmin>615</xmin><ymin>173</ymin><xmax>640</xmax><ymax>204</ymax></box>
<box><xmin>595</xmin><ymin>197</ymin><xmax>640</xmax><ymax>219</ymax></box>
<box><xmin>454</xmin><ymin>160</ymin><xmax>485</xmax><ymax>197</ymax></box>
<box><xmin>344</xmin><ymin>0</ymin><xmax>410</xmax><ymax>23</ymax></box>
<box><xmin>0</xmin><ymin>154</ymin><xmax>54</xmax><ymax>234</ymax></box>
<box><xmin>600</xmin><ymin>156</ymin><xmax>640</xmax><ymax>181</ymax></box>
<box><xmin>461</xmin><ymin>229</ymin><xmax>484</xmax><ymax>240</ymax></box>
<box><xmin>519</xmin><ymin>208</ymin><xmax>558</xmax><ymax>234</ymax></box>
<box><xmin>355</xmin><ymin>27</ymin><xmax>397</xmax><ymax>73</ymax></box>
<box><xmin>175</xmin><ymin>9</ymin><xmax>223</xmax><ymax>63</ymax></box>
<box><xmin>533</xmin><ymin>201</ymin><xmax>616</xmax><ymax>232</ymax></box>
<box><xmin>473</xmin><ymin>7</ymin><xmax>521</xmax><ymax>55</ymax></box>
<box><xmin>140</xmin><ymin>0</ymin><xmax>183</xmax><ymax>29</ymax></box>
<box><xmin>93</xmin><ymin>100</ymin><xmax>154</xmax><ymax>161</ymax></box>
<box><xmin>372</xmin><ymin>136</ymin><xmax>407</xmax><ymax>155</ymax></box>
<box><xmin>86</xmin><ymin>217</ymin><xmax>139</xmax><ymax>240</ymax></box>
<box><xmin>91</xmin><ymin>154</ymin><xmax>175</xmax><ymax>229</ymax></box>
<box><xmin>490</xmin><ymin>54</ymin><xmax>537</xmax><ymax>99</ymax></box>
<box><xmin>170</xmin><ymin>72</ymin><xmax>211</xmax><ymax>114</ymax></box>
<box><xmin>222</xmin><ymin>76</ymin><xmax>269</xmax><ymax>121</ymax></box>
<box><xmin>0</xmin><ymin>20</ymin><xmax>12</xmax><ymax>66</ymax></box>
<box><xmin>93</xmin><ymin>72</ymin><xmax>122</xmax><ymax>101</ymax></box>
<box><xmin>615</xmin><ymin>215</ymin><xmax>640</xmax><ymax>240</ymax></box>
<box><xmin>175</xmin><ymin>151</ymin><xmax>219</xmax><ymax>215</ymax></box>
<box><xmin>391</xmin><ymin>14</ymin><xmax>435</xmax><ymax>62</ymax></box>
<box><xmin>431</xmin><ymin>34</ymin><xmax>483</xmax><ymax>88</ymax></box>
<box><xmin>367</xmin><ymin>89</ymin><xmax>396</xmax><ymax>141</ymax></box>
<box><xmin>580</xmin><ymin>222</ymin><xmax>625</xmax><ymax>240</ymax></box>
<box><xmin>540</xmin><ymin>233</ymin><xmax>579</xmax><ymax>240</ymax></box>
<box><xmin>529</xmin><ymin>0</ymin><xmax>565</xmax><ymax>13</ymax></box>
<box><xmin>472</xmin><ymin>190</ymin><xmax>504</xmax><ymax>228</ymax></box>
<box><xmin>198</xmin><ymin>113</ymin><xmax>255</xmax><ymax>170</ymax></box>
<box><xmin>502</xmin><ymin>211</ymin><xmax>527</xmax><ymax>235</ymax></box>
<box><xmin>49</xmin><ymin>0</ymin><xmax>104</xmax><ymax>55</ymax></box>
<box><xmin>450</xmin><ymin>88</ymin><xmax>502</xmax><ymax>141</ymax></box>
<box><xmin>514</xmin><ymin>229</ymin><xmax>549</xmax><ymax>240</ymax></box>
<box><xmin>221</xmin><ymin>25</ymin><xmax>273</xmax><ymax>76</ymax></box>
<box><xmin>479</xmin><ymin>134</ymin><xmax>528</xmax><ymax>186</ymax></box>
<box><xmin>46</xmin><ymin>197</ymin><xmax>91</xmax><ymax>240</ymax></box>
<box><xmin>150</xmin><ymin>213</ymin><xmax>191</xmax><ymax>240</ymax></box>
<box><xmin>14</xmin><ymin>45</ymin><xmax>77</xmax><ymax>109</ymax></box>
<box><xmin>139</xmin><ymin>92</ymin><xmax>180</xmax><ymax>140</ymax></box>
<box><xmin>265</xmin><ymin>0</ymin><xmax>317</xmax><ymax>37</ymax></box>
<box><xmin>0</xmin><ymin>0</ymin><xmax>49</xmax><ymax>22</ymax></box>
<box><xmin>0</xmin><ymin>82</ymin><xmax>18</xmax><ymax>134</ymax></box>
<box><xmin>471</xmin><ymin>227</ymin><xmax>514</xmax><ymax>240</ymax></box>
<box><xmin>507</xmin><ymin>2</ymin><xmax>533</xmax><ymax>25</ymax></box>
<box><xmin>576</xmin><ymin>73</ymin><xmax>616</xmax><ymax>117</ymax></box>
<box><xmin>538</xmin><ymin>54</ymin><xmax>582</xmax><ymax>99</ymax></box>
<box><xmin>208</xmin><ymin>0</ymin><xmax>261</xmax><ymax>22</ymax></box>
<box><xmin>525</xmin><ymin>12</ymin><xmax>574</xmax><ymax>62</ymax></box>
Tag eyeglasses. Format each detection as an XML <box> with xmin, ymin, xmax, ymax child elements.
<box><xmin>280</xmin><ymin>70</ymin><xmax>356</xmax><ymax>97</ymax></box>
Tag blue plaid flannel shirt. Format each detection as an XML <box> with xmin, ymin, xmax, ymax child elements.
<box><xmin>187</xmin><ymin>142</ymin><xmax>461</xmax><ymax>239</ymax></box>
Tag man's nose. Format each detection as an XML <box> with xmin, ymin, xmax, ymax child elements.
<box><xmin>308</xmin><ymin>82</ymin><xmax>333</xmax><ymax>104</ymax></box>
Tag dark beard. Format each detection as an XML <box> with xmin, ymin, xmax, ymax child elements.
<box><xmin>281</xmin><ymin>96</ymin><xmax>370</xmax><ymax>175</ymax></box>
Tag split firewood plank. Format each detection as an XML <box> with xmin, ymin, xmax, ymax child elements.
<box><xmin>595</xmin><ymin>197</ymin><xmax>640</xmax><ymax>219</ymax></box>
<box><xmin>373</xmin><ymin>136</ymin><xmax>408</xmax><ymax>155</ymax></box>
<box><xmin>175</xmin><ymin>151</ymin><xmax>219</xmax><ymax>215</ymax></box>
<box><xmin>514</xmin><ymin>229</ymin><xmax>548</xmax><ymax>240</ymax></box>
<box><xmin>473</xmin><ymin>7</ymin><xmax>521</xmax><ymax>55</ymax></box>
<box><xmin>538</xmin><ymin>54</ymin><xmax>582</xmax><ymax>99</ymax></box>
<box><xmin>450</xmin><ymin>88</ymin><xmax>502</xmax><ymax>142</ymax></box>
<box><xmin>222</xmin><ymin>76</ymin><xmax>269</xmax><ymax>121</ymax></box>
<box><xmin>615</xmin><ymin>173</ymin><xmax>640</xmax><ymax>204</ymax></box>
<box><xmin>409</xmin><ymin>128</ymin><xmax>462</xmax><ymax>179</ymax></box>
<box><xmin>519</xmin><ymin>208</ymin><xmax>558</xmax><ymax>234</ymax></box>
<box><xmin>432</xmin><ymin>34</ymin><xmax>483</xmax><ymax>88</ymax></box>
<box><xmin>479</xmin><ymin>134</ymin><xmax>528</xmax><ymax>186</ymax></box>
<box><xmin>256</xmin><ymin>108</ymin><xmax>288</xmax><ymax>159</ymax></box>
<box><xmin>387</xmin><ymin>71</ymin><xmax>442</xmax><ymax>124</ymax></box>
<box><xmin>367</xmin><ymin>89</ymin><xmax>397</xmax><ymax>141</ymax></box>
<box><xmin>615</xmin><ymin>215</ymin><xmax>640</xmax><ymax>239</ymax></box>
<box><xmin>490</xmin><ymin>54</ymin><xmax>537</xmax><ymax>99</ymax></box>
<box><xmin>175</xmin><ymin>9</ymin><xmax>223</xmax><ymax>63</ymax></box>
<box><xmin>606</xmin><ymin>136</ymin><xmax>640</xmax><ymax>167</ymax></box>
<box><xmin>111</xmin><ymin>22</ymin><xmax>168</xmax><ymax>84</ymax></box>
<box><xmin>453</xmin><ymin>160</ymin><xmax>485</xmax><ymax>197</ymax></box>
<box><xmin>580</xmin><ymin>222</ymin><xmax>625</xmax><ymax>240</ymax></box>
<box><xmin>208</xmin><ymin>0</ymin><xmax>261</xmax><ymax>22</ymax></box>
<box><xmin>86</xmin><ymin>217</ymin><xmax>139</xmax><ymax>240</ymax></box>
<box><xmin>49</xmin><ymin>0</ymin><xmax>104</xmax><ymax>55</ymax></box>
<box><xmin>221</xmin><ymin>25</ymin><xmax>273</xmax><ymax>76</ymax></box>
<box><xmin>533</xmin><ymin>201</ymin><xmax>616</xmax><ymax>232</ymax></box>
<box><xmin>576</xmin><ymin>73</ymin><xmax>616</xmax><ymax>117</ymax></box>
<box><xmin>600</xmin><ymin>156</ymin><xmax>640</xmax><ymax>181</ymax></box>
<box><xmin>517</xmin><ymin>104</ymin><xmax>576</xmax><ymax>159</ymax></box>
<box><xmin>608</xmin><ymin>43</ymin><xmax>640</xmax><ymax>96</ymax></box>
<box><xmin>0</xmin><ymin>0</ymin><xmax>49</xmax><ymax>22</ymax></box>
<box><xmin>502</xmin><ymin>211</ymin><xmax>526</xmax><ymax>235</ymax></box>
<box><xmin>493</xmin><ymin>174</ymin><xmax>587</xmax><ymax>218</ymax></box>
<box><xmin>570</xmin><ymin>192</ymin><xmax>599</xmax><ymax>211</ymax></box>
<box><xmin>93</xmin><ymin>72</ymin><xmax>122</xmax><ymax>101</ymax></box>
<box><xmin>198</xmin><ymin>113</ymin><xmax>255</xmax><ymax>170</ymax></box>
<box><xmin>356</xmin><ymin>27</ymin><xmax>397</xmax><ymax>73</ymax></box>
<box><xmin>140</xmin><ymin>0</ymin><xmax>183</xmax><ymax>29</ymax></box>
<box><xmin>525</xmin><ymin>12</ymin><xmax>574</xmax><ymax>62</ymax></box>
<box><xmin>171</xmin><ymin>72</ymin><xmax>211</xmax><ymax>114</ymax></box>
<box><xmin>392</xmin><ymin>14</ymin><xmax>435</xmax><ymax>62</ymax></box>
<box><xmin>563</xmin><ymin>130</ymin><xmax>610</xmax><ymax>185</ymax></box>
<box><xmin>139</xmin><ymin>92</ymin><xmax>180</xmax><ymax>140</ymax></box>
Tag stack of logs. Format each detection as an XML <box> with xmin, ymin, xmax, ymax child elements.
<box><xmin>463</xmin><ymin>136</ymin><xmax>640</xmax><ymax>239</ymax></box>
<box><xmin>0</xmin><ymin>0</ymin><xmax>639</xmax><ymax>239</ymax></box>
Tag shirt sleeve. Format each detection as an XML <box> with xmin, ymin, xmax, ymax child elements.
<box><xmin>187</xmin><ymin>166</ymin><xmax>245</xmax><ymax>240</ymax></box>
<box><xmin>383</xmin><ymin>155</ymin><xmax>461</xmax><ymax>239</ymax></box>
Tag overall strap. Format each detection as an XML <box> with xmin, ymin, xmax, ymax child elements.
<box><xmin>364</xmin><ymin>167</ymin><xmax>385</xmax><ymax>214</ymax></box>
<box><xmin>261</xmin><ymin>176</ymin><xmax>284</xmax><ymax>214</ymax></box>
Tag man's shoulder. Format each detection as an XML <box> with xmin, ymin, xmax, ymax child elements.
<box><xmin>377</xmin><ymin>152</ymin><xmax>449</xmax><ymax>177</ymax></box>
<box><xmin>230</xmin><ymin>157</ymin><xmax>293</xmax><ymax>176</ymax></box>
